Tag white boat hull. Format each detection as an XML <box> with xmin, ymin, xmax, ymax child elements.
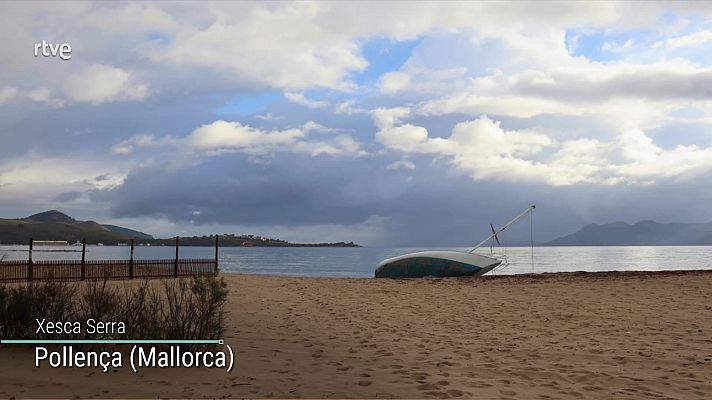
<box><xmin>375</xmin><ymin>250</ymin><xmax>501</xmax><ymax>278</ymax></box>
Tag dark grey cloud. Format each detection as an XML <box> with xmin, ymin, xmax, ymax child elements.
<box><xmin>90</xmin><ymin>151</ymin><xmax>712</xmax><ymax>246</ymax></box>
<box><xmin>51</xmin><ymin>191</ymin><xmax>83</xmax><ymax>202</ymax></box>
<box><xmin>512</xmin><ymin>68</ymin><xmax>712</xmax><ymax>102</ymax></box>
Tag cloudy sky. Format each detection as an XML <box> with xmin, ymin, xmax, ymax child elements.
<box><xmin>2</xmin><ymin>1</ymin><xmax>712</xmax><ymax>245</ymax></box>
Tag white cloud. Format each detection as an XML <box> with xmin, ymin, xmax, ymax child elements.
<box><xmin>368</xmin><ymin>23</ymin><xmax>712</xmax><ymax>187</ymax></box>
<box><xmin>2</xmin><ymin>88</ymin><xmax>67</xmax><ymax>110</ymax></box>
<box><xmin>6</xmin><ymin>2</ymin><xmax>712</xmax><ymax>199</ymax></box>
<box><xmin>379</xmin><ymin>72</ymin><xmax>411</xmax><ymax>93</ymax></box>
<box><xmin>188</xmin><ymin>120</ymin><xmax>305</xmax><ymax>150</ymax></box>
<box><xmin>302</xmin><ymin>121</ymin><xmax>337</xmax><ymax>133</ymax></box>
<box><xmin>0</xmin><ymin>2</ymin><xmax>620</xmax><ymax>95</ymax></box>
<box><xmin>62</xmin><ymin>64</ymin><xmax>149</xmax><ymax>104</ymax></box>
<box><xmin>284</xmin><ymin>92</ymin><xmax>329</xmax><ymax>109</ymax></box>
<box><xmin>0</xmin><ymin>86</ymin><xmax>18</xmax><ymax>104</ymax></box>
<box><xmin>374</xmin><ymin>110</ymin><xmax>712</xmax><ymax>186</ymax></box>
<box><xmin>292</xmin><ymin>134</ymin><xmax>367</xmax><ymax>157</ymax></box>
<box><xmin>0</xmin><ymin>153</ymin><xmax>127</xmax><ymax>202</ymax></box>
<box><xmin>565</xmin><ymin>33</ymin><xmax>582</xmax><ymax>53</ymax></box>
<box><xmin>378</xmin><ymin>66</ymin><xmax>467</xmax><ymax>95</ymax></box>
<box><xmin>415</xmin><ymin>60</ymin><xmax>712</xmax><ymax>131</ymax></box>
<box><xmin>117</xmin><ymin>120</ymin><xmax>367</xmax><ymax>158</ymax></box>
<box><xmin>655</xmin><ymin>29</ymin><xmax>712</xmax><ymax>49</ymax></box>
<box><xmin>386</xmin><ymin>157</ymin><xmax>416</xmax><ymax>171</ymax></box>
<box><xmin>26</xmin><ymin>88</ymin><xmax>65</xmax><ymax>108</ymax></box>
<box><xmin>148</xmin><ymin>3</ymin><xmax>369</xmax><ymax>91</ymax></box>
<box><xmin>112</xmin><ymin>134</ymin><xmax>177</xmax><ymax>155</ymax></box>
<box><xmin>602</xmin><ymin>38</ymin><xmax>633</xmax><ymax>53</ymax></box>
<box><xmin>334</xmin><ymin>100</ymin><xmax>366</xmax><ymax>115</ymax></box>
<box><xmin>190</xmin><ymin>120</ymin><xmax>367</xmax><ymax>157</ymax></box>
<box><xmin>187</xmin><ymin>120</ymin><xmax>366</xmax><ymax>157</ymax></box>
<box><xmin>371</xmin><ymin>107</ymin><xmax>412</xmax><ymax>130</ymax></box>
<box><xmin>254</xmin><ymin>112</ymin><xmax>281</xmax><ymax>121</ymax></box>
<box><xmin>376</xmin><ymin>113</ymin><xmax>555</xmax><ymax>182</ymax></box>
<box><xmin>81</xmin><ymin>3</ymin><xmax>177</xmax><ymax>34</ymax></box>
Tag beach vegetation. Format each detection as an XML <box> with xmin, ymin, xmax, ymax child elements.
<box><xmin>0</xmin><ymin>275</ymin><xmax>228</xmax><ymax>342</ymax></box>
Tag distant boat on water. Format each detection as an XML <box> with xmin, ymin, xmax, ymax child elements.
<box><xmin>375</xmin><ymin>205</ymin><xmax>535</xmax><ymax>278</ymax></box>
<box><xmin>34</xmin><ymin>240</ymin><xmax>69</xmax><ymax>246</ymax></box>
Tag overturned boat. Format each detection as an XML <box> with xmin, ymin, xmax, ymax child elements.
<box><xmin>374</xmin><ymin>250</ymin><xmax>502</xmax><ymax>278</ymax></box>
<box><xmin>375</xmin><ymin>205</ymin><xmax>535</xmax><ymax>278</ymax></box>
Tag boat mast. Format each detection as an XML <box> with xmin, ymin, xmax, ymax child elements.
<box><xmin>468</xmin><ymin>205</ymin><xmax>536</xmax><ymax>253</ymax></box>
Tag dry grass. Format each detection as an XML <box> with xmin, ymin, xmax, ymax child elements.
<box><xmin>0</xmin><ymin>275</ymin><xmax>228</xmax><ymax>343</ymax></box>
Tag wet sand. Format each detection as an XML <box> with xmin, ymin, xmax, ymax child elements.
<box><xmin>1</xmin><ymin>270</ymin><xmax>711</xmax><ymax>399</ymax></box>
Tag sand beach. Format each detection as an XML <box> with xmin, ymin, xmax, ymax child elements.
<box><xmin>0</xmin><ymin>270</ymin><xmax>711</xmax><ymax>399</ymax></box>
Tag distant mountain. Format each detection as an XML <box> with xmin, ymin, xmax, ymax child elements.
<box><xmin>546</xmin><ymin>220</ymin><xmax>712</xmax><ymax>246</ymax></box>
<box><xmin>25</xmin><ymin>210</ymin><xmax>76</xmax><ymax>224</ymax></box>
<box><xmin>0</xmin><ymin>211</ymin><xmax>358</xmax><ymax>247</ymax></box>
<box><xmin>0</xmin><ymin>210</ymin><xmax>153</xmax><ymax>245</ymax></box>
<box><xmin>103</xmin><ymin>224</ymin><xmax>154</xmax><ymax>240</ymax></box>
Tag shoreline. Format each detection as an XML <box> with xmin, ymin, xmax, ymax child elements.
<box><xmin>214</xmin><ymin>268</ymin><xmax>712</xmax><ymax>280</ymax></box>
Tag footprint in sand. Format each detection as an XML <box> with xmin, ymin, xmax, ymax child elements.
<box><xmin>436</xmin><ymin>361</ymin><xmax>455</xmax><ymax>367</ymax></box>
<box><xmin>424</xmin><ymin>390</ymin><xmax>450</xmax><ymax>398</ymax></box>
<box><xmin>418</xmin><ymin>383</ymin><xmax>438</xmax><ymax>391</ymax></box>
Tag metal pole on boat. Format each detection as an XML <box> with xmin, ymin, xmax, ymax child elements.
<box><xmin>469</xmin><ymin>205</ymin><xmax>536</xmax><ymax>253</ymax></box>
<box><xmin>530</xmin><ymin>211</ymin><xmax>535</xmax><ymax>273</ymax></box>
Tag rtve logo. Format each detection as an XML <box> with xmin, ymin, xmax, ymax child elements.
<box><xmin>34</xmin><ymin>40</ymin><xmax>72</xmax><ymax>60</ymax></box>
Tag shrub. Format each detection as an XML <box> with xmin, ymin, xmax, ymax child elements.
<box><xmin>0</xmin><ymin>275</ymin><xmax>228</xmax><ymax>342</ymax></box>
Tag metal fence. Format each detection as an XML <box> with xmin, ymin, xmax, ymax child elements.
<box><xmin>0</xmin><ymin>237</ymin><xmax>219</xmax><ymax>282</ymax></box>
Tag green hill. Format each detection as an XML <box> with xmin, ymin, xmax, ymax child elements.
<box><xmin>0</xmin><ymin>210</ymin><xmax>359</xmax><ymax>247</ymax></box>
<box><xmin>103</xmin><ymin>224</ymin><xmax>154</xmax><ymax>240</ymax></box>
<box><xmin>0</xmin><ymin>210</ymin><xmax>153</xmax><ymax>245</ymax></box>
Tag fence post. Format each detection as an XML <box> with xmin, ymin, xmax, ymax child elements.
<box><xmin>28</xmin><ymin>237</ymin><xmax>33</xmax><ymax>282</ymax></box>
<box><xmin>129</xmin><ymin>239</ymin><xmax>135</xmax><ymax>279</ymax></box>
<box><xmin>81</xmin><ymin>238</ymin><xmax>86</xmax><ymax>280</ymax></box>
<box><xmin>214</xmin><ymin>234</ymin><xmax>219</xmax><ymax>275</ymax></box>
<box><xmin>174</xmin><ymin>236</ymin><xmax>179</xmax><ymax>277</ymax></box>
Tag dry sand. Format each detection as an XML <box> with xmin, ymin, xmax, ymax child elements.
<box><xmin>1</xmin><ymin>270</ymin><xmax>711</xmax><ymax>399</ymax></box>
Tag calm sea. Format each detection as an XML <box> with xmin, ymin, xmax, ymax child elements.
<box><xmin>1</xmin><ymin>245</ymin><xmax>711</xmax><ymax>278</ymax></box>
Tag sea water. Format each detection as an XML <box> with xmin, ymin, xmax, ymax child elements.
<box><xmin>2</xmin><ymin>245</ymin><xmax>712</xmax><ymax>278</ymax></box>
